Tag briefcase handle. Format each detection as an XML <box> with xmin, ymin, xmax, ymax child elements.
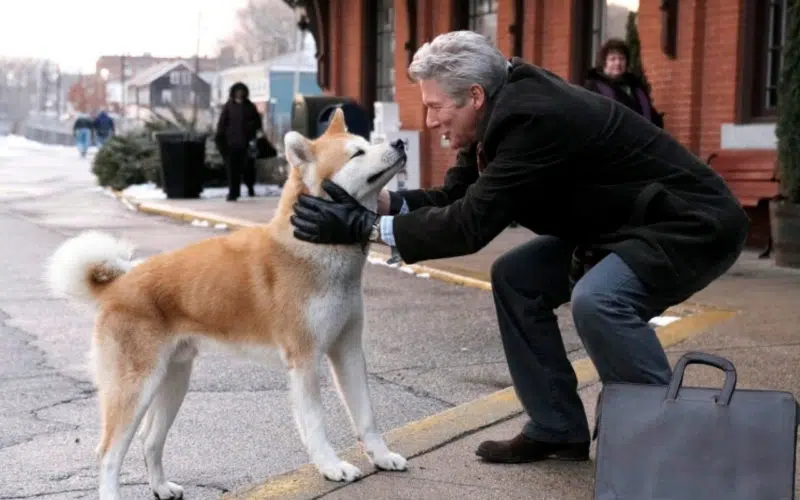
<box><xmin>665</xmin><ymin>351</ymin><xmax>737</xmax><ymax>406</ymax></box>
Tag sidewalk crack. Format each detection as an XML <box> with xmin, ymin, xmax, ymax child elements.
<box><xmin>369</xmin><ymin>373</ymin><xmax>456</xmax><ymax>408</ymax></box>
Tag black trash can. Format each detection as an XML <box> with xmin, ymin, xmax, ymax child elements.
<box><xmin>156</xmin><ymin>131</ymin><xmax>207</xmax><ymax>199</ymax></box>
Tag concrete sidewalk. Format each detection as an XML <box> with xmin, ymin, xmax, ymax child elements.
<box><xmin>113</xmin><ymin>189</ymin><xmax>800</xmax><ymax>499</ymax></box>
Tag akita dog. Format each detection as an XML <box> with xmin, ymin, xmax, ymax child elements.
<box><xmin>44</xmin><ymin>108</ymin><xmax>408</xmax><ymax>500</ymax></box>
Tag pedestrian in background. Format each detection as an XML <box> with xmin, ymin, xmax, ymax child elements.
<box><xmin>92</xmin><ymin>109</ymin><xmax>115</xmax><ymax>148</ymax></box>
<box><xmin>214</xmin><ymin>82</ymin><xmax>263</xmax><ymax>201</ymax></box>
<box><xmin>73</xmin><ymin>114</ymin><xmax>94</xmax><ymax>158</ymax></box>
<box><xmin>584</xmin><ymin>38</ymin><xmax>664</xmax><ymax>129</ymax></box>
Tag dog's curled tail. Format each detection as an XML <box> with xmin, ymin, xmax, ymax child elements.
<box><xmin>45</xmin><ymin>230</ymin><xmax>137</xmax><ymax>303</ymax></box>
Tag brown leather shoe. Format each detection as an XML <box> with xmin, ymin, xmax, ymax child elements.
<box><xmin>475</xmin><ymin>433</ymin><xmax>589</xmax><ymax>463</ymax></box>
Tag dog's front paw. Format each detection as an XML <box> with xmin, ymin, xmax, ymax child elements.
<box><xmin>152</xmin><ymin>481</ymin><xmax>184</xmax><ymax>500</ymax></box>
<box><xmin>320</xmin><ymin>460</ymin><xmax>362</xmax><ymax>482</ymax></box>
<box><xmin>373</xmin><ymin>451</ymin><xmax>408</xmax><ymax>471</ymax></box>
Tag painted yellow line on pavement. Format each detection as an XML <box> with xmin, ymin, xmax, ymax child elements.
<box><xmin>222</xmin><ymin>306</ymin><xmax>737</xmax><ymax>500</ymax></box>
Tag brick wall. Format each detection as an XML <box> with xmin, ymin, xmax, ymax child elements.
<box><xmin>638</xmin><ymin>0</ymin><xmax>750</xmax><ymax>160</ymax></box>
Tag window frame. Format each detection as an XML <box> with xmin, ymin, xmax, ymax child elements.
<box><xmin>570</xmin><ymin>0</ymin><xmax>605</xmax><ymax>84</ymax></box>
<box><xmin>739</xmin><ymin>0</ymin><xmax>788</xmax><ymax>123</ymax></box>
<box><xmin>375</xmin><ymin>0</ymin><xmax>396</xmax><ymax>103</ymax></box>
<box><xmin>467</xmin><ymin>0</ymin><xmax>499</xmax><ymax>46</ymax></box>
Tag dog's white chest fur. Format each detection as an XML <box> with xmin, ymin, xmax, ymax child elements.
<box><xmin>305</xmin><ymin>249</ymin><xmax>367</xmax><ymax>347</ymax></box>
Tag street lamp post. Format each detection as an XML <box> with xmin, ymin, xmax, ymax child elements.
<box><xmin>292</xmin><ymin>5</ymin><xmax>311</xmax><ymax>99</ymax></box>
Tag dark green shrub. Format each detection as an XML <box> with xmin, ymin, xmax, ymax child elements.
<box><xmin>625</xmin><ymin>11</ymin><xmax>651</xmax><ymax>95</ymax></box>
<box><xmin>776</xmin><ymin>0</ymin><xmax>800</xmax><ymax>203</ymax></box>
<box><xmin>91</xmin><ymin>131</ymin><xmax>162</xmax><ymax>191</ymax></box>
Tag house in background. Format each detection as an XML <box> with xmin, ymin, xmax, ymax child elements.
<box><xmin>125</xmin><ymin>60</ymin><xmax>213</xmax><ymax>128</ymax></box>
<box><xmin>95</xmin><ymin>53</ymin><xmax>221</xmax><ymax>115</ymax></box>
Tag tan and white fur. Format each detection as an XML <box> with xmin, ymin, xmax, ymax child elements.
<box><xmin>44</xmin><ymin>109</ymin><xmax>408</xmax><ymax>500</ymax></box>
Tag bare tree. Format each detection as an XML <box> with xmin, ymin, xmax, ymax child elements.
<box><xmin>0</xmin><ymin>57</ymin><xmax>52</xmax><ymax>130</ymax></box>
<box><xmin>221</xmin><ymin>0</ymin><xmax>297</xmax><ymax>65</ymax></box>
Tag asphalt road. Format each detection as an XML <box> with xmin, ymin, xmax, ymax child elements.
<box><xmin>0</xmin><ymin>137</ymin><xmax>583</xmax><ymax>499</ymax></box>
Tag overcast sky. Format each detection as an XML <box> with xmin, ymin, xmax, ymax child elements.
<box><xmin>0</xmin><ymin>0</ymin><xmax>250</xmax><ymax>73</ymax></box>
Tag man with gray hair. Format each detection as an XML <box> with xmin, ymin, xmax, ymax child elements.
<box><xmin>290</xmin><ymin>31</ymin><xmax>748</xmax><ymax>464</ymax></box>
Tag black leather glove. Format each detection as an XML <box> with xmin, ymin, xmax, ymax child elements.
<box><xmin>291</xmin><ymin>179</ymin><xmax>379</xmax><ymax>245</ymax></box>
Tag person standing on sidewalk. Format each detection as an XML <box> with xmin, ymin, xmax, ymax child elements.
<box><xmin>214</xmin><ymin>82</ymin><xmax>263</xmax><ymax>201</ymax></box>
<box><xmin>72</xmin><ymin>113</ymin><xmax>94</xmax><ymax>158</ymax></box>
<box><xmin>584</xmin><ymin>38</ymin><xmax>664</xmax><ymax>129</ymax></box>
<box><xmin>288</xmin><ymin>30</ymin><xmax>750</xmax><ymax>465</ymax></box>
<box><xmin>92</xmin><ymin>109</ymin><xmax>115</xmax><ymax>148</ymax></box>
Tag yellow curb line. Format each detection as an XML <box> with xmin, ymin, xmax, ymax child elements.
<box><xmin>222</xmin><ymin>306</ymin><xmax>737</xmax><ymax>500</ymax></box>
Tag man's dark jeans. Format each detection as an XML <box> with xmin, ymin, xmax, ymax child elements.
<box><xmin>490</xmin><ymin>235</ymin><xmax>744</xmax><ymax>443</ymax></box>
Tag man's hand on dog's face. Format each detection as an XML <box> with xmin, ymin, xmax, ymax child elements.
<box><xmin>291</xmin><ymin>179</ymin><xmax>379</xmax><ymax>245</ymax></box>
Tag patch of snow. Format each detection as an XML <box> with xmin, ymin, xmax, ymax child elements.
<box><xmin>191</xmin><ymin>219</ymin><xmax>210</xmax><ymax>227</ymax></box>
<box><xmin>648</xmin><ymin>315</ymin><xmax>681</xmax><ymax>327</ymax></box>
<box><xmin>119</xmin><ymin>182</ymin><xmax>283</xmax><ymax>201</ymax></box>
<box><xmin>121</xmin><ymin>199</ymin><xmax>138</xmax><ymax>212</ymax></box>
<box><xmin>365</xmin><ymin>256</ymin><xmax>435</xmax><ymax>281</ymax></box>
<box><xmin>0</xmin><ymin>134</ymin><xmax>89</xmax><ymax>158</ymax></box>
<box><xmin>214</xmin><ymin>223</ymin><xmax>228</xmax><ymax>230</ymax></box>
<box><xmin>121</xmin><ymin>182</ymin><xmax>166</xmax><ymax>200</ymax></box>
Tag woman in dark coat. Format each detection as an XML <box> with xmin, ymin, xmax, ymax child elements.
<box><xmin>584</xmin><ymin>38</ymin><xmax>664</xmax><ymax>129</ymax></box>
<box><xmin>214</xmin><ymin>82</ymin><xmax>264</xmax><ymax>201</ymax></box>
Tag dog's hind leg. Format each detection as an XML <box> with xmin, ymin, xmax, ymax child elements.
<box><xmin>288</xmin><ymin>355</ymin><xmax>362</xmax><ymax>482</ymax></box>
<box><xmin>95</xmin><ymin>345</ymin><xmax>169</xmax><ymax>500</ymax></box>
<box><xmin>327</xmin><ymin>318</ymin><xmax>407</xmax><ymax>473</ymax></box>
<box><xmin>138</xmin><ymin>347</ymin><xmax>195</xmax><ymax>500</ymax></box>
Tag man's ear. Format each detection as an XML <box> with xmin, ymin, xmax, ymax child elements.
<box><xmin>469</xmin><ymin>84</ymin><xmax>486</xmax><ymax>110</ymax></box>
<box><xmin>283</xmin><ymin>131</ymin><xmax>314</xmax><ymax>167</ymax></box>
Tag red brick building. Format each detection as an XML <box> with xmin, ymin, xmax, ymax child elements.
<box><xmin>287</xmin><ymin>0</ymin><xmax>786</xmax><ymax>246</ymax></box>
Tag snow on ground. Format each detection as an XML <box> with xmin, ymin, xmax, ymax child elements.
<box><xmin>0</xmin><ymin>134</ymin><xmax>97</xmax><ymax>159</ymax></box>
<box><xmin>121</xmin><ymin>182</ymin><xmax>283</xmax><ymax>201</ymax></box>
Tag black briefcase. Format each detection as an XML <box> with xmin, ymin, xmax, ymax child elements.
<box><xmin>593</xmin><ymin>351</ymin><xmax>799</xmax><ymax>500</ymax></box>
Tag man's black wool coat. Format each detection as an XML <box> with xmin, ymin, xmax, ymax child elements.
<box><xmin>389</xmin><ymin>58</ymin><xmax>749</xmax><ymax>296</ymax></box>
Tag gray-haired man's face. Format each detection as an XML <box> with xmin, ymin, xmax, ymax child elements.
<box><xmin>418</xmin><ymin>79</ymin><xmax>485</xmax><ymax>150</ymax></box>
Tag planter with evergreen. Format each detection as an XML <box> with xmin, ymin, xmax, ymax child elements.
<box><xmin>772</xmin><ymin>0</ymin><xmax>800</xmax><ymax>268</ymax></box>
<box><xmin>625</xmin><ymin>11</ymin><xmax>651</xmax><ymax>95</ymax></box>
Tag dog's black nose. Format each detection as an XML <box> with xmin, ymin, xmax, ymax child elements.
<box><xmin>390</xmin><ymin>139</ymin><xmax>405</xmax><ymax>152</ymax></box>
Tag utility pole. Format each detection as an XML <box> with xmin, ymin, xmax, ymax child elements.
<box><xmin>191</xmin><ymin>9</ymin><xmax>201</xmax><ymax>128</ymax></box>
<box><xmin>120</xmin><ymin>54</ymin><xmax>126</xmax><ymax>119</ymax></box>
<box><xmin>292</xmin><ymin>14</ymin><xmax>310</xmax><ymax>99</ymax></box>
<box><xmin>54</xmin><ymin>64</ymin><xmax>61</xmax><ymax>117</ymax></box>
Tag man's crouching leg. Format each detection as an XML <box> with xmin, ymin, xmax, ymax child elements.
<box><xmin>476</xmin><ymin>236</ymin><xmax>591</xmax><ymax>464</ymax></box>
<box><xmin>570</xmin><ymin>252</ymin><xmax>673</xmax><ymax>389</ymax></box>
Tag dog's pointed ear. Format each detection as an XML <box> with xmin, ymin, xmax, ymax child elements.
<box><xmin>324</xmin><ymin>107</ymin><xmax>347</xmax><ymax>136</ymax></box>
<box><xmin>283</xmin><ymin>131</ymin><xmax>313</xmax><ymax>168</ymax></box>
